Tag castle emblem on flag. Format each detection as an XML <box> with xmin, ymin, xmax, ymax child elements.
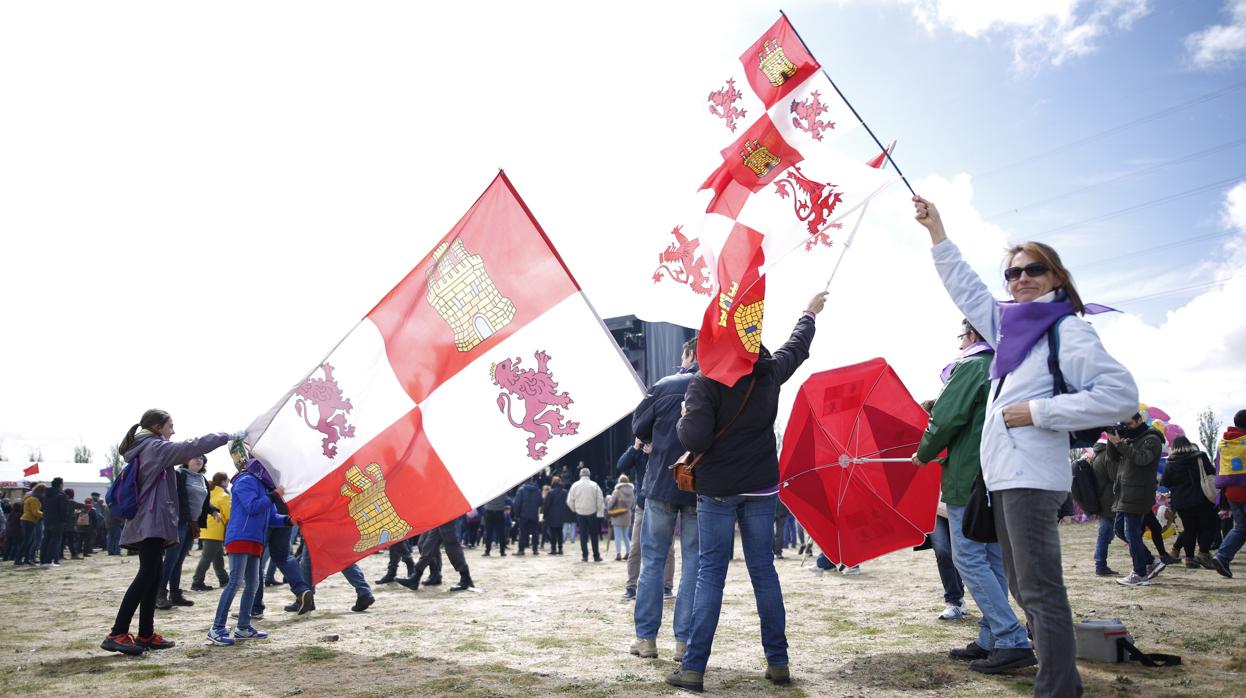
<box><xmin>653</xmin><ymin>226</ymin><xmax>712</xmax><ymax>296</ymax></box>
<box><xmin>758</xmin><ymin>39</ymin><xmax>798</xmax><ymax>87</ymax></box>
<box><xmin>294</xmin><ymin>363</ymin><xmax>357</xmax><ymax>459</ymax></box>
<box><xmin>427</xmin><ymin>238</ymin><xmax>517</xmax><ymax>352</ymax></box>
<box><xmin>773</xmin><ymin>165</ymin><xmax>844</xmax><ymax>250</ymax></box>
<box><xmin>708</xmin><ymin>78</ymin><xmax>747</xmax><ymax>132</ymax></box>
<box><xmin>741</xmin><ymin>140</ymin><xmax>781</xmax><ymax>178</ymax></box>
<box><xmin>717</xmin><ymin>281</ymin><xmax>739</xmax><ymax>327</ymax></box>
<box><xmin>790</xmin><ymin>91</ymin><xmax>835</xmax><ymax>141</ymax></box>
<box><xmin>491</xmin><ymin>350</ymin><xmax>579</xmax><ymax>460</ymax></box>
<box><xmin>340</xmin><ymin>463</ymin><xmax>412</xmax><ymax>553</ymax></box>
<box><xmin>734</xmin><ymin>300</ymin><xmax>764</xmax><ymax>353</ymax></box>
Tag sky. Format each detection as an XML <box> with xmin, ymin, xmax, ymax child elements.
<box><xmin>2</xmin><ymin>0</ymin><xmax>1244</xmax><ymax>463</ymax></box>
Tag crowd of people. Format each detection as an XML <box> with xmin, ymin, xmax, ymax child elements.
<box><xmin>2</xmin><ymin>196</ymin><xmax>1242</xmax><ymax>698</ymax></box>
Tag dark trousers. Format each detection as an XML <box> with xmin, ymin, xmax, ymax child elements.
<box><xmin>386</xmin><ymin>540</ymin><xmax>414</xmax><ymax>574</ymax></box>
<box><xmin>253</xmin><ymin>526</ymin><xmax>310</xmax><ymax>614</ymax></box>
<box><xmin>546</xmin><ymin>523</ymin><xmax>564</xmax><ymax>553</ymax></box>
<box><xmin>773</xmin><ymin>508</ymin><xmax>788</xmax><ymax>554</ymax></box>
<box><xmin>3</xmin><ymin>529</ymin><xmax>22</xmax><ymax>560</ymax></box>
<box><xmin>1174</xmin><ymin>505</ymin><xmax>1218</xmax><ymax>557</ymax></box>
<box><xmin>577</xmin><ymin>514</ymin><xmax>601</xmax><ymax>560</ymax></box>
<box><xmin>193</xmin><ymin>539</ymin><xmax>228</xmax><ymax>586</ymax></box>
<box><xmin>413</xmin><ymin>522</ymin><xmax>470</xmax><ymax>583</ymax></box>
<box><xmin>76</xmin><ymin>529</ymin><xmax>95</xmax><ymax>556</ymax></box>
<box><xmin>466</xmin><ymin>520</ymin><xmax>481</xmax><ymax>546</ymax></box>
<box><xmin>40</xmin><ymin>528</ymin><xmax>64</xmax><ymax>564</ymax></box>
<box><xmin>160</xmin><ymin>522</ymin><xmax>193</xmax><ymax>594</ymax></box>
<box><xmin>63</xmin><ymin>530</ymin><xmax>77</xmax><ymax>557</ymax></box>
<box><xmin>518</xmin><ymin>519</ymin><xmax>541</xmax><ymax>552</ymax></box>
<box><xmin>111</xmin><ymin>538</ymin><xmax>165</xmax><ymax>637</ymax></box>
<box><xmin>483</xmin><ymin>510</ymin><xmax>507</xmax><ymax>553</ymax></box>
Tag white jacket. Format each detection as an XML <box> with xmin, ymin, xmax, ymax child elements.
<box><xmin>566</xmin><ymin>476</ymin><xmax>605</xmax><ymax>517</ymax></box>
<box><xmin>932</xmin><ymin>240</ymin><xmax>1138</xmax><ymax>493</ymax></box>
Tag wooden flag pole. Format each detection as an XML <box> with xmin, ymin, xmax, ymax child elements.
<box><xmin>781</xmin><ymin>10</ymin><xmax>916</xmax><ymax>197</ymax></box>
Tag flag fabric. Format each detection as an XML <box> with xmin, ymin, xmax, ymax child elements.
<box><xmin>641</xmin><ymin>14</ymin><xmax>896</xmax><ymax>385</ymax></box>
<box><xmin>100</xmin><ymin>465</ymin><xmax>113</xmax><ymax>478</ymax></box>
<box><xmin>23</xmin><ymin>463</ymin><xmax>39</xmax><ymax>477</ymax></box>
<box><xmin>245</xmin><ymin>173</ymin><xmax>644</xmax><ymax>584</ymax></box>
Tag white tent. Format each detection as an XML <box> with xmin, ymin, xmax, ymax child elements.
<box><xmin>0</xmin><ymin>461</ymin><xmax>110</xmax><ymax>502</ymax></box>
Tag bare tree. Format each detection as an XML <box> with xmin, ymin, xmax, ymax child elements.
<box><xmin>27</xmin><ymin>447</ymin><xmax>42</xmax><ymax>462</ymax></box>
<box><xmin>0</xmin><ymin>438</ymin><xmax>7</xmax><ymax>461</ymax></box>
<box><xmin>74</xmin><ymin>444</ymin><xmax>93</xmax><ymax>463</ymax></box>
<box><xmin>1197</xmin><ymin>407</ymin><xmax>1222</xmax><ymax>454</ymax></box>
<box><xmin>106</xmin><ymin>444</ymin><xmax>122</xmax><ymax>479</ymax></box>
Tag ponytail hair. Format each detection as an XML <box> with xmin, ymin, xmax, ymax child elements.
<box><xmin>118</xmin><ymin>409</ymin><xmax>172</xmax><ymax>455</ymax></box>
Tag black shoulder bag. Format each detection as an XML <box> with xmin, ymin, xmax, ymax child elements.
<box><xmin>1047</xmin><ymin>317</ymin><xmax>1111</xmax><ymax>449</ymax></box>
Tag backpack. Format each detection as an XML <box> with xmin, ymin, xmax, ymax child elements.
<box><xmin>105</xmin><ymin>455</ymin><xmax>163</xmax><ymax>521</ymax></box>
<box><xmin>76</xmin><ymin>510</ymin><xmax>89</xmax><ymax>527</ymax></box>
<box><xmin>1070</xmin><ymin>458</ymin><xmax>1101</xmax><ymax>515</ymax></box>
<box><xmin>1198</xmin><ymin>453</ymin><xmax>1219</xmax><ymax>504</ymax></box>
<box><xmin>1046</xmin><ymin>317</ymin><xmax>1110</xmax><ymax>449</ymax></box>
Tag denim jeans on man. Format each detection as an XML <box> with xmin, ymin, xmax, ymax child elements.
<box><xmin>106</xmin><ymin>525</ymin><xmax>123</xmax><ymax>555</ymax></box>
<box><xmin>682</xmin><ymin>494</ymin><xmax>786</xmax><ymax>674</ymax></box>
<box><xmin>299</xmin><ymin>548</ymin><xmax>370</xmax><ymax>599</ymax></box>
<box><xmin>635</xmin><ymin>499</ymin><xmax>698</xmax><ymax>642</ymax></box>
<box><xmin>1093</xmin><ymin>515</ymin><xmax>1116</xmax><ymax>572</ymax></box>
<box><xmin>160</xmin><ymin>522</ymin><xmax>194</xmax><ymax>594</ymax></box>
<box><xmin>40</xmin><ymin>526</ymin><xmax>64</xmax><ymax>565</ymax></box>
<box><xmin>213</xmin><ymin>552</ymin><xmax>261</xmax><ymax>631</ymax></box>
<box><xmin>18</xmin><ymin>520</ymin><xmax>39</xmax><ymax>564</ymax></box>
<box><xmin>1216</xmin><ymin>501</ymin><xmax>1246</xmax><ymax>565</ymax></box>
<box><xmin>253</xmin><ymin>526</ymin><xmax>310</xmax><ymax>614</ymax></box>
<box><xmin>931</xmin><ymin>515</ymin><xmax>964</xmax><ymax>606</ymax></box>
<box><xmin>946</xmin><ymin>503</ymin><xmax>1031</xmax><ymax>651</ymax></box>
<box><xmin>1115</xmin><ymin>512</ymin><xmax>1153</xmax><ymax>576</ymax></box>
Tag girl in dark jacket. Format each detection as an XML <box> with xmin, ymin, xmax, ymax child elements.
<box><xmin>1161</xmin><ymin>436</ymin><xmax>1218</xmax><ymax>569</ymax></box>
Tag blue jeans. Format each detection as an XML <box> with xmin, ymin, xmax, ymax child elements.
<box><xmin>40</xmin><ymin>527</ymin><xmax>64</xmax><ymax>564</ymax></box>
<box><xmin>253</xmin><ymin>526</ymin><xmax>310</xmax><ymax>613</ymax></box>
<box><xmin>1216</xmin><ymin>502</ymin><xmax>1246</xmax><ymax>564</ymax></box>
<box><xmin>18</xmin><ymin>520</ymin><xmax>38</xmax><ymax>563</ymax></box>
<box><xmin>213</xmin><ymin>553</ymin><xmax>261</xmax><ymax>631</ymax></box>
<box><xmin>563</xmin><ymin>522</ymin><xmax>577</xmax><ymax>543</ymax></box>
<box><xmin>612</xmin><ymin>525</ymin><xmax>631</xmax><ymax>556</ymax></box>
<box><xmin>160</xmin><ymin>522</ymin><xmax>193</xmax><ymax>593</ymax></box>
<box><xmin>635</xmin><ymin>499</ymin><xmax>698</xmax><ymax>642</ymax></box>
<box><xmin>931</xmin><ymin>515</ymin><xmax>964</xmax><ymax>605</ymax></box>
<box><xmin>1116</xmin><ymin>512</ymin><xmax>1153</xmax><ymax>576</ymax></box>
<box><xmin>106</xmin><ymin>525</ymin><xmax>122</xmax><ymax>555</ymax></box>
<box><xmin>946</xmin><ymin>504</ymin><xmax>1031</xmax><ymax>650</ymax></box>
<box><xmin>1093</xmin><ymin>515</ymin><xmax>1115</xmax><ymax>571</ymax></box>
<box><xmin>683</xmin><ymin>494</ymin><xmax>786</xmax><ymax>673</ymax></box>
<box><xmin>299</xmin><ymin>548</ymin><xmax>370</xmax><ymax>598</ymax></box>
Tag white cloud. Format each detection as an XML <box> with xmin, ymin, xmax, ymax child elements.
<box><xmin>1186</xmin><ymin>0</ymin><xmax>1246</xmax><ymax>69</ymax></box>
<box><xmin>905</xmin><ymin>0</ymin><xmax>1150</xmax><ymax>70</ymax></box>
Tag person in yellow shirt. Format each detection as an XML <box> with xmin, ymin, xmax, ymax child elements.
<box><xmin>15</xmin><ymin>484</ymin><xmax>46</xmax><ymax>566</ymax></box>
<box><xmin>191</xmin><ymin>473</ymin><xmax>231</xmax><ymax>591</ymax></box>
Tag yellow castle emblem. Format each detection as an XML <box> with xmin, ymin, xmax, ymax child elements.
<box><xmin>741</xmin><ymin>140</ymin><xmax>781</xmax><ymax>178</ymax></box>
<box><xmin>340</xmin><ymin>463</ymin><xmax>411</xmax><ymax>553</ymax></box>
<box><xmin>758</xmin><ymin>39</ymin><xmax>798</xmax><ymax>87</ymax></box>
<box><xmin>717</xmin><ymin>281</ymin><xmax>763</xmax><ymax>354</ymax></box>
<box><xmin>426</xmin><ymin>238</ymin><xmax>516</xmax><ymax>352</ymax></box>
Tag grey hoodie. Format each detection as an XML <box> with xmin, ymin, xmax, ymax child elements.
<box><xmin>119</xmin><ymin>431</ymin><xmax>230</xmax><ymax>549</ymax></box>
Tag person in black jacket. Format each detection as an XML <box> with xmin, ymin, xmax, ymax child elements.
<box><xmin>39</xmin><ymin>477</ymin><xmax>71</xmax><ymax>566</ymax></box>
<box><xmin>157</xmin><ymin>456</ymin><xmax>219</xmax><ymax>608</ymax></box>
<box><xmin>543</xmin><ymin>479</ymin><xmax>569</xmax><ymax>554</ymax></box>
<box><xmin>1161</xmin><ymin>436</ymin><xmax>1219</xmax><ymax>569</ymax></box>
<box><xmin>666</xmin><ymin>292</ymin><xmax>825</xmax><ymax>692</ymax></box>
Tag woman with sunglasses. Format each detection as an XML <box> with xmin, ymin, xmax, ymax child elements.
<box><xmin>913</xmin><ymin>196</ymin><xmax>1137</xmax><ymax>698</ymax></box>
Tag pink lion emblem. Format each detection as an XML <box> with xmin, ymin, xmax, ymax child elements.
<box><xmin>708</xmin><ymin>78</ymin><xmax>747</xmax><ymax>132</ymax></box>
<box><xmin>293</xmin><ymin>362</ymin><xmax>357</xmax><ymax>458</ymax></box>
<box><xmin>790</xmin><ymin>91</ymin><xmax>835</xmax><ymax>141</ymax></box>
<box><xmin>490</xmin><ymin>350</ymin><xmax>579</xmax><ymax>460</ymax></box>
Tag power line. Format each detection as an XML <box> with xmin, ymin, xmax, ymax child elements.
<box><xmin>1033</xmin><ymin>174</ymin><xmax>1246</xmax><ymax>237</ymax></box>
<box><xmin>1078</xmin><ymin>230</ymin><xmax>1237</xmax><ymax>269</ymax></box>
<box><xmin>1099</xmin><ymin>273</ymin><xmax>1245</xmax><ymax>307</ymax></box>
<box><xmin>984</xmin><ymin>136</ymin><xmax>1246</xmax><ymax>221</ymax></box>
<box><xmin>976</xmin><ymin>78</ymin><xmax>1246</xmax><ymax>180</ymax></box>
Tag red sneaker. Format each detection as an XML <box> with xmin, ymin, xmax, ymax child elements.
<box><xmin>100</xmin><ymin>633</ymin><xmax>145</xmax><ymax>655</ymax></box>
<box><xmin>137</xmin><ymin>633</ymin><xmax>176</xmax><ymax>650</ymax></box>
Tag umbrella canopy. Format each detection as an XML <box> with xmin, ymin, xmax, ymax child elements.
<box><xmin>779</xmin><ymin>358</ymin><xmax>941</xmax><ymax>568</ymax></box>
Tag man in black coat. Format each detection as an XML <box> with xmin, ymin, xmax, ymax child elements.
<box><xmin>542</xmin><ymin>478</ymin><xmax>569</xmax><ymax>554</ymax></box>
<box><xmin>39</xmin><ymin>477</ymin><xmax>70</xmax><ymax>566</ymax></box>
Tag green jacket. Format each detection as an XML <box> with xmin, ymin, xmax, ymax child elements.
<box><xmin>1111</xmin><ymin>429</ymin><xmax>1162</xmax><ymax>515</ymax></box>
<box><xmin>1089</xmin><ymin>442</ymin><xmax>1119</xmax><ymax>516</ymax></box>
<box><xmin>916</xmin><ymin>351</ymin><xmax>992</xmax><ymax>507</ymax></box>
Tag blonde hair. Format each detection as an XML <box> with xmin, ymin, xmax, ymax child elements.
<box><xmin>1004</xmin><ymin>242</ymin><xmax>1085</xmax><ymax>314</ymax></box>
<box><xmin>618</xmin><ymin>475</ymin><xmax>630</xmax><ymax>484</ymax></box>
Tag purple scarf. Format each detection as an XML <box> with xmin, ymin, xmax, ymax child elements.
<box><xmin>940</xmin><ymin>341</ymin><xmax>994</xmax><ymax>384</ymax></box>
<box><xmin>990</xmin><ymin>296</ymin><xmax>1116</xmax><ymax>379</ymax></box>
<box><xmin>244</xmin><ymin>459</ymin><xmax>278</xmax><ymax>490</ymax></box>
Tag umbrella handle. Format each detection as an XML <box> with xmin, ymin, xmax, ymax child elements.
<box><xmin>837</xmin><ymin>454</ymin><xmax>914</xmax><ymax>466</ymax></box>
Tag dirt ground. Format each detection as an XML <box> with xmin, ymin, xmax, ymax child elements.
<box><xmin>0</xmin><ymin>522</ymin><xmax>1242</xmax><ymax>697</ymax></box>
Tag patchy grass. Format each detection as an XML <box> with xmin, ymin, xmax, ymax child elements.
<box><xmin>299</xmin><ymin>646</ymin><xmax>340</xmax><ymax>661</ymax></box>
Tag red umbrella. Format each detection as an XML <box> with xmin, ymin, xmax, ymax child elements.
<box><xmin>779</xmin><ymin>358</ymin><xmax>941</xmax><ymax>568</ymax></box>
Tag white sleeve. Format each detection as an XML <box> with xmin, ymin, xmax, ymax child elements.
<box><xmin>931</xmin><ymin>240</ymin><xmax>1001</xmax><ymax>348</ymax></box>
<box><xmin>1030</xmin><ymin>318</ymin><xmax>1138</xmax><ymax>431</ymax></box>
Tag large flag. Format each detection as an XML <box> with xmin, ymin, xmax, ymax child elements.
<box><xmin>640</xmin><ymin>14</ymin><xmax>896</xmax><ymax>384</ymax></box>
<box><xmin>245</xmin><ymin>173</ymin><xmax>644</xmax><ymax>583</ymax></box>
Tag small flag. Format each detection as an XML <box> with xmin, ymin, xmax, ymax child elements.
<box><xmin>100</xmin><ymin>466</ymin><xmax>113</xmax><ymax>478</ymax></box>
<box><xmin>23</xmin><ymin>463</ymin><xmax>39</xmax><ymax>477</ymax></box>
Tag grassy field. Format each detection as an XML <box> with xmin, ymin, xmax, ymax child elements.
<box><xmin>0</xmin><ymin>522</ymin><xmax>1241</xmax><ymax>696</ymax></box>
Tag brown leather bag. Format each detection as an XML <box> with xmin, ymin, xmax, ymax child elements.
<box><xmin>670</xmin><ymin>377</ymin><xmax>757</xmax><ymax>493</ymax></box>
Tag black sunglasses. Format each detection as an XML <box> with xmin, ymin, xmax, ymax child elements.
<box><xmin>1003</xmin><ymin>262</ymin><xmax>1050</xmax><ymax>282</ymax></box>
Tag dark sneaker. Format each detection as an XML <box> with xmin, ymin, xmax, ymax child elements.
<box><xmin>665</xmin><ymin>667</ymin><xmax>704</xmax><ymax>692</ymax></box>
<box><xmin>449</xmin><ymin>579</ymin><xmax>475</xmax><ymax>592</ymax></box>
<box><xmin>284</xmin><ymin>602</ymin><xmax>299</xmax><ymax>613</ymax></box>
<box><xmin>170</xmin><ymin>593</ymin><xmax>194</xmax><ymax>607</ymax></box>
<box><xmin>101</xmin><ymin>633</ymin><xmax>145</xmax><ymax>655</ymax></box>
<box><xmin>352</xmin><ymin>594</ymin><xmax>375</xmax><ymax>612</ymax></box>
<box><xmin>1195</xmin><ymin>552</ymin><xmax>1217</xmax><ymax>570</ymax></box>
<box><xmin>621</xmin><ymin>588</ymin><xmax>636</xmax><ymax>600</ymax></box>
<box><xmin>764</xmin><ymin>665</ymin><xmax>790</xmax><ymax>685</ymax></box>
<box><xmin>137</xmin><ymin>633</ymin><xmax>175</xmax><ymax>650</ymax></box>
<box><xmin>374</xmin><ymin>573</ymin><xmax>396</xmax><ymax>585</ymax></box>
<box><xmin>1095</xmin><ymin>567</ymin><xmax>1118</xmax><ymax>577</ymax></box>
<box><xmin>949</xmin><ymin>641</ymin><xmax>990</xmax><ymax>661</ymax></box>
<box><xmin>296</xmin><ymin>590</ymin><xmax>315</xmax><ymax>615</ymax></box>
<box><xmin>397</xmin><ymin>576</ymin><xmax>420</xmax><ymax>591</ymax></box>
<box><xmin>1213</xmin><ymin>556</ymin><xmax>1233</xmax><ymax>578</ymax></box>
<box><xmin>423</xmin><ymin>577</ymin><xmax>442</xmax><ymax>586</ymax></box>
<box><xmin>190</xmin><ymin>582</ymin><xmax>214</xmax><ymax>592</ymax></box>
<box><xmin>1184</xmin><ymin>558</ymin><xmax>1201</xmax><ymax>569</ymax></box>
<box><xmin>1160</xmin><ymin>553</ymin><xmax>1180</xmax><ymax>566</ymax></box>
<box><xmin>969</xmin><ymin>648</ymin><xmax>1038</xmax><ymax>674</ymax></box>
<box><xmin>154</xmin><ymin>593</ymin><xmax>172</xmax><ymax>610</ymax></box>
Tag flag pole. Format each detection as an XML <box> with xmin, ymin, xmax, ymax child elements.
<box><xmin>780</xmin><ymin>10</ymin><xmax>916</xmax><ymax>197</ymax></box>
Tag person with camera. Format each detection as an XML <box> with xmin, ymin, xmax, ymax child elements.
<box><xmin>1109</xmin><ymin>414</ymin><xmax>1167</xmax><ymax>586</ymax></box>
<box><xmin>914</xmin><ymin>196</ymin><xmax>1137</xmax><ymax>698</ymax></box>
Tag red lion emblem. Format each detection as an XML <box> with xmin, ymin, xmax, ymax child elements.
<box><xmin>652</xmin><ymin>226</ymin><xmax>712</xmax><ymax>296</ymax></box>
<box><xmin>790</xmin><ymin>91</ymin><xmax>835</xmax><ymax>141</ymax></box>
<box><xmin>708</xmin><ymin>78</ymin><xmax>747</xmax><ymax>132</ymax></box>
<box><xmin>773</xmin><ymin>166</ymin><xmax>844</xmax><ymax>251</ymax></box>
<box><xmin>491</xmin><ymin>350</ymin><xmax>579</xmax><ymax>461</ymax></box>
<box><xmin>293</xmin><ymin>362</ymin><xmax>357</xmax><ymax>458</ymax></box>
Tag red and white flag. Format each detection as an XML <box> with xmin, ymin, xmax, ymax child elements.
<box><xmin>23</xmin><ymin>463</ymin><xmax>39</xmax><ymax>477</ymax></box>
<box><xmin>246</xmin><ymin>173</ymin><xmax>644</xmax><ymax>583</ymax></box>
